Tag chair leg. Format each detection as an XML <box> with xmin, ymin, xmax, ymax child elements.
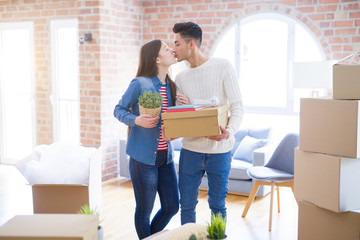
<box><xmin>242</xmin><ymin>181</ymin><xmax>261</xmax><ymax>218</ymax></box>
<box><xmin>277</xmin><ymin>186</ymin><xmax>280</xmax><ymax>213</ymax></box>
<box><xmin>269</xmin><ymin>182</ymin><xmax>275</xmax><ymax>231</ymax></box>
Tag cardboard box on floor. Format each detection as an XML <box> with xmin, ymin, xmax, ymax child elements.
<box><xmin>300</xmin><ymin>98</ymin><xmax>360</xmax><ymax>158</ymax></box>
<box><xmin>162</xmin><ymin>105</ymin><xmax>228</xmax><ymax>139</ymax></box>
<box><xmin>294</xmin><ymin>148</ymin><xmax>360</xmax><ymax>212</ymax></box>
<box><xmin>333</xmin><ymin>56</ymin><xmax>360</xmax><ymax>100</ymax></box>
<box><xmin>32</xmin><ymin>147</ymin><xmax>102</xmax><ymax>214</ymax></box>
<box><xmin>298</xmin><ymin>201</ymin><xmax>360</xmax><ymax>240</ymax></box>
<box><xmin>0</xmin><ymin>214</ymin><xmax>98</xmax><ymax>240</ymax></box>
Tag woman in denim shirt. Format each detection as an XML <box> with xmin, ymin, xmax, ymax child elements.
<box><xmin>114</xmin><ymin>40</ymin><xmax>182</xmax><ymax>239</ymax></box>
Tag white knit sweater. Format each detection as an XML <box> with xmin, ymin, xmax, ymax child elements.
<box><xmin>175</xmin><ymin>58</ymin><xmax>244</xmax><ymax>154</ymax></box>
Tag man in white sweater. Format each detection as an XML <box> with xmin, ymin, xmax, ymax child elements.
<box><xmin>172</xmin><ymin>22</ymin><xmax>244</xmax><ymax>224</ymax></box>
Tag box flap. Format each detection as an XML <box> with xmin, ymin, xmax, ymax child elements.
<box><xmin>88</xmin><ymin>146</ymin><xmax>102</xmax><ymax>212</ymax></box>
<box><xmin>333</xmin><ymin>53</ymin><xmax>359</xmax><ymax>65</ymax></box>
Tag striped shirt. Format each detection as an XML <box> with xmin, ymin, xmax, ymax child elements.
<box><xmin>158</xmin><ymin>84</ymin><xmax>168</xmax><ymax>150</ymax></box>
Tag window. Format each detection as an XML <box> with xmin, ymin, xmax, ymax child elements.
<box><xmin>51</xmin><ymin>19</ymin><xmax>80</xmax><ymax>143</ymax></box>
<box><xmin>212</xmin><ymin>13</ymin><xmax>325</xmax><ymax>115</ymax></box>
<box><xmin>0</xmin><ymin>22</ymin><xmax>35</xmax><ymax>164</ymax></box>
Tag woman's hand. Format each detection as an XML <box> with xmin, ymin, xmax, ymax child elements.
<box><xmin>161</xmin><ymin>126</ymin><xmax>178</xmax><ymax>141</ymax></box>
<box><xmin>135</xmin><ymin>114</ymin><xmax>159</xmax><ymax>128</ymax></box>
<box><xmin>176</xmin><ymin>94</ymin><xmax>189</xmax><ymax>105</ymax></box>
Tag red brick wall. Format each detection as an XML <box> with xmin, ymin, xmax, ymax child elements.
<box><xmin>0</xmin><ymin>0</ymin><xmax>142</xmax><ymax>181</ymax></box>
<box><xmin>0</xmin><ymin>0</ymin><xmax>102</xmax><ymax>146</ymax></box>
<box><xmin>142</xmin><ymin>0</ymin><xmax>360</xmax><ymax>61</ymax></box>
<box><xmin>0</xmin><ymin>0</ymin><xmax>82</xmax><ymax>145</ymax></box>
<box><xmin>1</xmin><ymin>0</ymin><xmax>359</xmax><ymax>182</ymax></box>
<box><xmin>99</xmin><ymin>0</ymin><xmax>142</xmax><ymax>180</ymax></box>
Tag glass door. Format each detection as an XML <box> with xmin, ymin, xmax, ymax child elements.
<box><xmin>0</xmin><ymin>22</ymin><xmax>35</xmax><ymax>164</ymax></box>
<box><xmin>50</xmin><ymin>19</ymin><xmax>80</xmax><ymax>144</ymax></box>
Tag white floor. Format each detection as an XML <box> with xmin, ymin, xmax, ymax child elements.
<box><xmin>0</xmin><ymin>164</ymin><xmax>33</xmax><ymax>226</ymax></box>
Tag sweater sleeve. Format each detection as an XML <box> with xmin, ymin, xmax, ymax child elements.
<box><xmin>174</xmin><ymin>73</ymin><xmax>185</xmax><ymax>106</ymax></box>
<box><xmin>113</xmin><ymin>78</ymin><xmax>140</xmax><ymax>127</ymax></box>
<box><xmin>222</xmin><ymin>59</ymin><xmax>244</xmax><ymax>137</ymax></box>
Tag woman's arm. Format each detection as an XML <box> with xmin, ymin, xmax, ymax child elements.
<box><xmin>114</xmin><ymin>79</ymin><xmax>140</xmax><ymax>127</ymax></box>
<box><xmin>114</xmin><ymin>78</ymin><xmax>160</xmax><ymax>128</ymax></box>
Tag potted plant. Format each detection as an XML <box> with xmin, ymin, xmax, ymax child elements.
<box><xmin>206</xmin><ymin>213</ymin><xmax>227</xmax><ymax>240</ymax></box>
<box><xmin>138</xmin><ymin>90</ymin><xmax>163</xmax><ymax>117</ymax></box>
<box><xmin>78</xmin><ymin>203</ymin><xmax>104</xmax><ymax>240</ymax></box>
<box><xmin>189</xmin><ymin>234</ymin><xmax>197</xmax><ymax>240</ymax></box>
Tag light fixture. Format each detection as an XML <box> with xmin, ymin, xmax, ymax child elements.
<box><xmin>79</xmin><ymin>33</ymin><xmax>92</xmax><ymax>44</ymax></box>
<box><xmin>292</xmin><ymin>60</ymin><xmax>337</xmax><ymax>97</ymax></box>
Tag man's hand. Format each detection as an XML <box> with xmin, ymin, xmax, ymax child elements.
<box><xmin>135</xmin><ymin>114</ymin><xmax>159</xmax><ymax>128</ymax></box>
<box><xmin>206</xmin><ymin>126</ymin><xmax>229</xmax><ymax>141</ymax></box>
<box><xmin>176</xmin><ymin>94</ymin><xmax>189</xmax><ymax>105</ymax></box>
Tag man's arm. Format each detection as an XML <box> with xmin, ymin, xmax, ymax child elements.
<box><xmin>223</xmin><ymin>59</ymin><xmax>244</xmax><ymax>137</ymax></box>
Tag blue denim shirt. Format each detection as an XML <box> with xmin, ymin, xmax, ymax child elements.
<box><xmin>113</xmin><ymin>76</ymin><xmax>174</xmax><ymax>165</ymax></box>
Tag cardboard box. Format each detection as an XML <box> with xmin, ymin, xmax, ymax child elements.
<box><xmin>298</xmin><ymin>201</ymin><xmax>360</xmax><ymax>240</ymax></box>
<box><xmin>162</xmin><ymin>105</ymin><xmax>228</xmax><ymax>138</ymax></box>
<box><xmin>300</xmin><ymin>98</ymin><xmax>360</xmax><ymax>158</ymax></box>
<box><xmin>0</xmin><ymin>214</ymin><xmax>98</xmax><ymax>239</ymax></box>
<box><xmin>294</xmin><ymin>148</ymin><xmax>360</xmax><ymax>212</ymax></box>
<box><xmin>32</xmin><ymin>147</ymin><xmax>102</xmax><ymax>214</ymax></box>
<box><xmin>333</xmin><ymin>63</ymin><xmax>360</xmax><ymax>100</ymax></box>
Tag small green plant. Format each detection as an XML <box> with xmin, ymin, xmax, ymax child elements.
<box><xmin>206</xmin><ymin>212</ymin><xmax>226</xmax><ymax>239</ymax></box>
<box><xmin>77</xmin><ymin>203</ymin><xmax>103</xmax><ymax>224</ymax></box>
<box><xmin>138</xmin><ymin>91</ymin><xmax>163</xmax><ymax>109</ymax></box>
<box><xmin>189</xmin><ymin>234</ymin><xmax>197</xmax><ymax>240</ymax></box>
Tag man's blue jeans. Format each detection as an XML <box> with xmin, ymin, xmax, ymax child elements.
<box><xmin>129</xmin><ymin>150</ymin><xmax>179</xmax><ymax>239</ymax></box>
<box><xmin>178</xmin><ymin>148</ymin><xmax>231</xmax><ymax>224</ymax></box>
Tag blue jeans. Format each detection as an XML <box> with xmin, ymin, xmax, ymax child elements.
<box><xmin>179</xmin><ymin>149</ymin><xmax>231</xmax><ymax>224</ymax></box>
<box><xmin>129</xmin><ymin>150</ymin><xmax>179</xmax><ymax>239</ymax></box>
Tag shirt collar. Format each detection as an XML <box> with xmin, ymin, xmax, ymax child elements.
<box><xmin>151</xmin><ymin>75</ymin><xmax>167</xmax><ymax>87</ymax></box>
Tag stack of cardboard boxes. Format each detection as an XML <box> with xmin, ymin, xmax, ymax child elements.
<box><xmin>295</xmin><ymin>61</ymin><xmax>360</xmax><ymax>239</ymax></box>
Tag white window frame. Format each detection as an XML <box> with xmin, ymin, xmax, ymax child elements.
<box><xmin>0</xmin><ymin>21</ymin><xmax>36</xmax><ymax>164</ymax></box>
<box><xmin>211</xmin><ymin>13</ymin><xmax>326</xmax><ymax>115</ymax></box>
<box><xmin>50</xmin><ymin>19</ymin><xmax>80</xmax><ymax>143</ymax></box>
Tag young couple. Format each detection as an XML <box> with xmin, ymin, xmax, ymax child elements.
<box><xmin>114</xmin><ymin>22</ymin><xmax>243</xmax><ymax>239</ymax></box>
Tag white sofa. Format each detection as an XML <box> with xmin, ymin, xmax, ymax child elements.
<box><xmin>119</xmin><ymin>127</ymin><xmax>277</xmax><ymax>196</ymax></box>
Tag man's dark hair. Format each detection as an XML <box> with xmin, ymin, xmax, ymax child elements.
<box><xmin>173</xmin><ymin>22</ymin><xmax>202</xmax><ymax>48</ymax></box>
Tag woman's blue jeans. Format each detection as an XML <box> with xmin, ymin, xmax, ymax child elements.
<box><xmin>129</xmin><ymin>150</ymin><xmax>179</xmax><ymax>239</ymax></box>
<box><xmin>178</xmin><ymin>149</ymin><xmax>231</xmax><ymax>225</ymax></box>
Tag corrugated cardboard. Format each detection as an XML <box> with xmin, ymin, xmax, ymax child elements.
<box><xmin>0</xmin><ymin>214</ymin><xmax>98</xmax><ymax>240</ymax></box>
<box><xmin>32</xmin><ymin>185</ymin><xmax>89</xmax><ymax>214</ymax></box>
<box><xmin>162</xmin><ymin>105</ymin><xmax>228</xmax><ymax>138</ymax></box>
<box><xmin>32</xmin><ymin>147</ymin><xmax>102</xmax><ymax>214</ymax></box>
<box><xmin>298</xmin><ymin>201</ymin><xmax>360</xmax><ymax>240</ymax></box>
<box><xmin>294</xmin><ymin>148</ymin><xmax>360</xmax><ymax>212</ymax></box>
<box><xmin>300</xmin><ymin>98</ymin><xmax>360</xmax><ymax>158</ymax></box>
<box><xmin>333</xmin><ymin>64</ymin><xmax>360</xmax><ymax>100</ymax></box>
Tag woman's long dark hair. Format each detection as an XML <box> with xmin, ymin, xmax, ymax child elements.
<box><xmin>136</xmin><ymin>39</ymin><xmax>176</xmax><ymax>104</ymax></box>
